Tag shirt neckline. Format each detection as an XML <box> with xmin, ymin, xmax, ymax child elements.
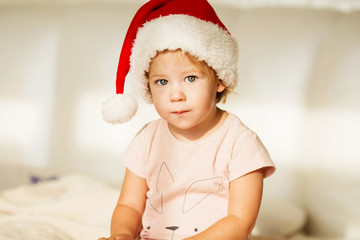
<box><xmin>161</xmin><ymin>112</ymin><xmax>234</xmax><ymax>147</ymax></box>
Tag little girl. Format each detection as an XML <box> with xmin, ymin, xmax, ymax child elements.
<box><xmin>99</xmin><ymin>0</ymin><xmax>275</xmax><ymax>239</ymax></box>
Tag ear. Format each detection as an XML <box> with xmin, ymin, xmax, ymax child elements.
<box><xmin>182</xmin><ymin>177</ymin><xmax>223</xmax><ymax>213</ymax></box>
<box><xmin>149</xmin><ymin>162</ymin><xmax>175</xmax><ymax>214</ymax></box>
<box><xmin>156</xmin><ymin>162</ymin><xmax>175</xmax><ymax>193</ymax></box>
<box><xmin>216</xmin><ymin>81</ymin><xmax>226</xmax><ymax>93</ymax></box>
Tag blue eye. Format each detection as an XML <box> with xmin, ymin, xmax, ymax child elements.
<box><xmin>156</xmin><ymin>79</ymin><xmax>168</xmax><ymax>86</ymax></box>
<box><xmin>185</xmin><ymin>76</ymin><xmax>197</xmax><ymax>83</ymax></box>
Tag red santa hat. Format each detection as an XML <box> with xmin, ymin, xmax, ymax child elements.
<box><xmin>102</xmin><ymin>0</ymin><xmax>238</xmax><ymax>124</ymax></box>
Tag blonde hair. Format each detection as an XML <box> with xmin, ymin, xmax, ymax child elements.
<box><xmin>146</xmin><ymin>49</ymin><xmax>231</xmax><ymax>103</ymax></box>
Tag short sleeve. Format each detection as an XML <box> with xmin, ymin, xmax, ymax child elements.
<box><xmin>121</xmin><ymin>126</ymin><xmax>148</xmax><ymax>179</ymax></box>
<box><xmin>228</xmin><ymin>130</ymin><xmax>275</xmax><ymax>182</ymax></box>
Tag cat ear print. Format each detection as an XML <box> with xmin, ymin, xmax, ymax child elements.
<box><xmin>149</xmin><ymin>193</ymin><xmax>164</xmax><ymax>214</ymax></box>
<box><xmin>182</xmin><ymin>177</ymin><xmax>223</xmax><ymax>213</ymax></box>
<box><xmin>150</xmin><ymin>162</ymin><xmax>175</xmax><ymax>213</ymax></box>
<box><xmin>156</xmin><ymin>162</ymin><xmax>175</xmax><ymax>193</ymax></box>
<box><xmin>149</xmin><ymin>164</ymin><xmax>223</xmax><ymax>214</ymax></box>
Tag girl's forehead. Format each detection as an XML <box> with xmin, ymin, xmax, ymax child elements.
<box><xmin>153</xmin><ymin>50</ymin><xmax>188</xmax><ymax>62</ymax></box>
<box><xmin>149</xmin><ymin>51</ymin><xmax>196</xmax><ymax>70</ymax></box>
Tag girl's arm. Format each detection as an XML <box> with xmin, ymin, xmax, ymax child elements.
<box><xmin>99</xmin><ymin>168</ymin><xmax>148</xmax><ymax>240</ymax></box>
<box><xmin>184</xmin><ymin>169</ymin><xmax>264</xmax><ymax>240</ymax></box>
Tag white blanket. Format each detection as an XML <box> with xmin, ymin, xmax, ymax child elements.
<box><xmin>0</xmin><ymin>175</ymin><xmax>119</xmax><ymax>240</ymax></box>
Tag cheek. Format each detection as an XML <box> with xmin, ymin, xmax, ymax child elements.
<box><xmin>149</xmin><ymin>87</ymin><xmax>162</xmax><ymax>104</ymax></box>
<box><xmin>190</xmin><ymin>86</ymin><xmax>217</xmax><ymax>106</ymax></box>
<box><xmin>151</xmin><ymin>92</ymin><xmax>169</xmax><ymax>116</ymax></box>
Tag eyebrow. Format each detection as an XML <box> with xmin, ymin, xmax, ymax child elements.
<box><xmin>183</xmin><ymin>69</ymin><xmax>203</xmax><ymax>75</ymax></box>
<box><xmin>148</xmin><ymin>74</ymin><xmax>167</xmax><ymax>80</ymax></box>
<box><xmin>148</xmin><ymin>66</ymin><xmax>204</xmax><ymax>79</ymax></box>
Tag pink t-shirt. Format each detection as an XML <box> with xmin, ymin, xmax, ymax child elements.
<box><xmin>122</xmin><ymin>113</ymin><xmax>275</xmax><ymax>240</ymax></box>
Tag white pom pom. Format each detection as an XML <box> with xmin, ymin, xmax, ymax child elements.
<box><xmin>102</xmin><ymin>94</ymin><xmax>138</xmax><ymax>124</ymax></box>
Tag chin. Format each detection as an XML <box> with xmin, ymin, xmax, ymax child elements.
<box><xmin>167</xmin><ymin>119</ymin><xmax>194</xmax><ymax>129</ymax></box>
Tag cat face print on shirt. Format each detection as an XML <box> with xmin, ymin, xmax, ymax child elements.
<box><xmin>141</xmin><ymin>162</ymin><xmax>223</xmax><ymax>240</ymax></box>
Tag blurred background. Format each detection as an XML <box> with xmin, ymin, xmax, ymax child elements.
<box><xmin>0</xmin><ymin>0</ymin><xmax>359</xmax><ymax>239</ymax></box>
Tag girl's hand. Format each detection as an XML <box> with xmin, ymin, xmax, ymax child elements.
<box><xmin>98</xmin><ymin>234</ymin><xmax>133</xmax><ymax>240</ymax></box>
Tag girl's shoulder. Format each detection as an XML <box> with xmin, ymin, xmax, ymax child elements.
<box><xmin>225</xmin><ymin>113</ymin><xmax>256</xmax><ymax>135</ymax></box>
<box><xmin>135</xmin><ymin>118</ymin><xmax>166</xmax><ymax>137</ymax></box>
<box><xmin>222</xmin><ymin>113</ymin><xmax>262</xmax><ymax>148</ymax></box>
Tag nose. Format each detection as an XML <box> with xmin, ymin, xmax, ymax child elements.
<box><xmin>169</xmin><ymin>84</ymin><xmax>186</xmax><ymax>102</ymax></box>
<box><xmin>166</xmin><ymin>226</ymin><xmax>179</xmax><ymax>231</ymax></box>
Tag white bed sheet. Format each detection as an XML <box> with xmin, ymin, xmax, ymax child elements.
<box><xmin>0</xmin><ymin>174</ymin><xmax>118</xmax><ymax>240</ymax></box>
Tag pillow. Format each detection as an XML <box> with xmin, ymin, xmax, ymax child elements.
<box><xmin>253</xmin><ymin>197</ymin><xmax>307</xmax><ymax>237</ymax></box>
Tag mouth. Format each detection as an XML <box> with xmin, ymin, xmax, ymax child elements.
<box><xmin>172</xmin><ymin>110</ymin><xmax>190</xmax><ymax>115</ymax></box>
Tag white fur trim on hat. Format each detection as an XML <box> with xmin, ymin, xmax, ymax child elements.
<box><xmin>130</xmin><ymin>14</ymin><xmax>238</xmax><ymax>103</ymax></box>
<box><xmin>102</xmin><ymin>94</ymin><xmax>138</xmax><ymax>124</ymax></box>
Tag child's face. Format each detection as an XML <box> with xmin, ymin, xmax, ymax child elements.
<box><xmin>148</xmin><ymin>51</ymin><xmax>225</xmax><ymax>133</ymax></box>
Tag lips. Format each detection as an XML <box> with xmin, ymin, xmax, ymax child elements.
<box><xmin>172</xmin><ymin>110</ymin><xmax>190</xmax><ymax>115</ymax></box>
